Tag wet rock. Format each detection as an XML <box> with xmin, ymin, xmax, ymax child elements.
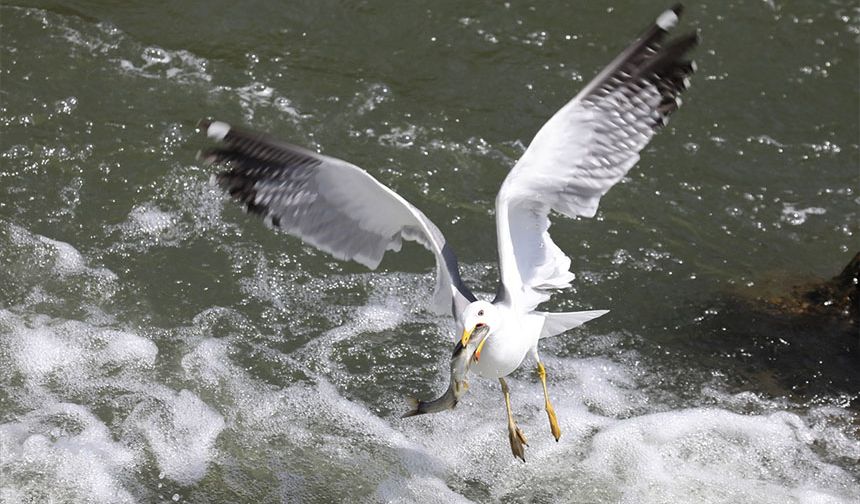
<box><xmin>760</xmin><ymin>252</ymin><xmax>859</xmax><ymax>329</ymax></box>
<box><xmin>694</xmin><ymin>253</ymin><xmax>859</xmax><ymax>408</ymax></box>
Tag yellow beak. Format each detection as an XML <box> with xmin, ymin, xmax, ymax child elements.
<box><xmin>474</xmin><ymin>333</ymin><xmax>490</xmax><ymax>361</ymax></box>
<box><xmin>460</xmin><ymin>327</ymin><xmax>474</xmax><ymax>347</ymax></box>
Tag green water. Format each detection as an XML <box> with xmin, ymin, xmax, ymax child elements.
<box><xmin>1</xmin><ymin>1</ymin><xmax>858</xmax><ymax>503</ymax></box>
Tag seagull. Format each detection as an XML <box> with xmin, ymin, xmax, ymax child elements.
<box><xmin>198</xmin><ymin>4</ymin><xmax>698</xmax><ymax>461</ymax></box>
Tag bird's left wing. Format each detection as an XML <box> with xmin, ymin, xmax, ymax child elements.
<box><xmin>198</xmin><ymin>120</ymin><xmax>476</xmax><ymax>316</ymax></box>
<box><xmin>495</xmin><ymin>5</ymin><xmax>698</xmax><ymax>311</ymax></box>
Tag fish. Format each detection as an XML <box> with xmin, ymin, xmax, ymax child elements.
<box><xmin>402</xmin><ymin>325</ymin><xmax>490</xmax><ymax>417</ymax></box>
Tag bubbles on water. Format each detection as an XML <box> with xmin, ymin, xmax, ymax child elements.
<box><xmin>0</xmin><ymin>307</ymin><xmax>160</xmax><ymax>501</ymax></box>
<box><xmin>53</xmin><ymin>96</ymin><xmax>78</xmax><ymax>115</ymax></box>
<box><xmin>106</xmin><ymin>166</ymin><xmax>237</xmax><ymax>256</ymax></box>
<box><xmin>476</xmin><ymin>28</ymin><xmax>499</xmax><ymax>44</ymax></box>
<box><xmin>379</xmin><ymin>125</ymin><xmax>419</xmax><ymax>148</ymax></box>
<box><xmin>565</xmin><ymin>356</ymin><xmax>646</xmax><ymax>417</ymax></box>
<box><xmin>142</xmin><ymin>46</ymin><xmax>172</xmax><ymax>65</ymax></box>
<box><xmin>354</xmin><ymin>83</ymin><xmax>391</xmax><ymax>115</ymax></box>
<box><xmin>682</xmin><ymin>141</ymin><xmax>699</xmax><ymax>154</ymax></box>
<box><xmin>747</xmin><ymin>134</ymin><xmax>786</xmax><ymax>153</ymax></box>
<box><xmin>37</xmin><ymin>236</ymin><xmax>88</xmax><ymax>276</ymax></box>
<box><xmin>128</xmin><ymin>204</ymin><xmax>177</xmax><ymax>236</ymax></box>
<box><xmin>781</xmin><ymin>204</ymin><xmax>827</xmax><ymax>226</ymax></box>
<box><xmin>1</xmin><ymin>222</ymin><xmax>119</xmax><ymax>308</ymax></box>
<box><xmin>116</xmin><ymin>43</ymin><xmax>210</xmax><ymax>83</ymax></box>
<box><xmin>523</xmin><ymin>31</ymin><xmax>549</xmax><ymax>46</ymax></box>
<box><xmin>804</xmin><ymin>140</ymin><xmax>842</xmax><ymax>156</ymax></box>
<box><xmin>606</xmin><ymin>246</ymin><xmax>681</xmax><ymax>274</ymax></box>
<box><xmin>274</xmin><ymin>96</ymin><xmax>303</xmax><ymax>117</ymax></box>
<box><xmin>159</xmin><ymin>122</ymin><xmax>188</xmax><ymax>156</ymax></box>
<box><xmin>232</xmin><ymin>81</ymin><xmax>308</xmax><ymax>123</ymax></box>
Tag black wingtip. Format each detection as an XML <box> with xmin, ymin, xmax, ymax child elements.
<box><xmin>670</xmin><ymin>3</ymin><xmax>684</xmax><ymax>17</ymax></box>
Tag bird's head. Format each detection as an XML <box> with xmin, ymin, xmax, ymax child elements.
<box><xmin>461</xmin><ymin>300</ymin><xmax>499</xmax><ymax>361</ymax></box>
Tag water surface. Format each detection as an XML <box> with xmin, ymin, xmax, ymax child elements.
<box><xmin>1</xmin><ymin>1</ymin><xmax>858</xmax><ymax>502</ymax></box>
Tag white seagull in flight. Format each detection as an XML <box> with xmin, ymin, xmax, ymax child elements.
<box><xmin>199</xmin><ymin>4</ymin><xmax>698</xmax><ymax>461</ymax></box>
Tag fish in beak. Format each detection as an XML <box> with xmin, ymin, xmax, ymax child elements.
<box><xmin>402</xmin><ymin>324</ymin><xmax>490</xmax><ymax>418</ymax></box>
<box><xmin>461</xmin><ymin>324</ymin><xmax>491</xmax><ymax>361</ymax></box>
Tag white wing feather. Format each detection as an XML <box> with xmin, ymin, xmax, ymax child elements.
<box><xmin>495</xmin><ymin>6</ymin><xmax>698</xmax><ymax>311</ymax></box>
<box><xmin>199</xmin><ymin>120</ymin><xmax>476</xmax><ymax>316</ymax></box>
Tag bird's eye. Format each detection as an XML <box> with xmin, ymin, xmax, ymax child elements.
<box><xmin>478</xmin><ymin>310</ymin><xmax>484</xmax><ymax>316</ymax></box>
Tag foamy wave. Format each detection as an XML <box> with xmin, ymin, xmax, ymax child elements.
<box><xmin>0</xmin><ymin>403</ymin><xmax>137</xmax><ymax>504</ymax></box>
<box><xmin>125</xmin><ymin>389</ymin><xmax>225</xmax><ymax>485</ymax></box>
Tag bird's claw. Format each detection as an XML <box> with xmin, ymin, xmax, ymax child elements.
<box><xmin>508</xmin><ymin>423</ymin><xmax>528</xmax><ymax>462</ymax></box>
<box><xmin>546</xmin><ymin>404</ymin><xmax>561</xmax><ymax>441</ymax></box>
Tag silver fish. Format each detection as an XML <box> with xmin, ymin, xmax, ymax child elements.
<box><xmin>402</xmin><ymin>325</ymin><xmax>490</xmax><ymax>417</ymax></box>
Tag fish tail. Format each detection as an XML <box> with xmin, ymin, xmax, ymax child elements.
<box><xmin>401</xmin><ymin>397</ymin><xmax>423</xmax><ymax>418</ymax></box>
<box><xmin>401</xmin><ymin>392</ymin><xmax>459</xmax><ymax>418</ymax></box>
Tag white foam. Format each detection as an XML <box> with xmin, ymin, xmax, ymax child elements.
<box><xmin>14</xmin><ymin>325</ymin><xmax>85</xmax><ymax>378</ymax></box>
<box><xmin>6</xmin><ymin>314</ymin><xmax>158</xmax><ymax>385</ymax></box>
<box><xmin>175</xmin><ymin>317</ymin><xmax>460</xmax><ymax>501</ymax></box>
<box><xmin>42</xmin><ymin>8</ymin><xmax>212</xmax><ymax>85</ymax></box>
<box><xmin>120</xmin><ymin>47</ymin><xmax>211</xmax><ymax>83</ymax></box>
<box><xmin>4</xmin><ymin>222</ymin><xmax>119</xmax><ymax>295</ymax></box>
<box><xmin>0</xmin><ymin>403</ymin><xmax>137</xmax><ymax>503</ymax></box>
<box><xmin>127</xmin><ymin>203</ymin><xmax>176</xmax><ymax>235</ymax></box>
<box><xmin>582</xmin><ymin>408</ymin><xmax>858</xmax><ymax>503</ymax></box>
<box><xmin>36</xmin><ymin>236</ymin><xmax>86</xmax><ymax>275</ymax></box>
<box><xmin>101</xmin><ymin>329</ymin><xmax>159</xmax><ymax>367</ymax></box>
<box><xmin>782</xmin><ymin>203</ymin><xmax>826</xmax><ymax>225</ymax></box>
<box><xmin>2</xmin><ymin>262</ymin><xmax>858</xmax><ymax>502</ymax></box>
<box><xmin>126</xmin><ymin>389</ymin><xmax>225</xmax><ymax>485</ymax></box>
<box><xmin>566</xmin><ymin>356</ymin><xmax>646</xmax><ymax>416</ymax></box>
<box><xmin>234</xmin><ymin>82</ymin><xmax>277</xmax><ymax>121</ymax></box>
<box><xmin>212</xmin><ymin>267</ymin><xmax>858</xmax><ymax>500</ymax></box>
<box><xmin>142</xmin><ymin>46</ymin><xmax>172</xmax><ymax>65</ymax></box>
<box><xmin>181</xmin><ymin>337</ymin><xmax>232</xmax><ymax>387</ymax></box>
<box><xmin>108</xmin><ymin>171</ymin><xmax>232</xmax><ymax>255</ymax></box>
<box><xmin>375</xmin><ymin>474</ymin><xmax>474</xmax><ymax>503</ymax></box>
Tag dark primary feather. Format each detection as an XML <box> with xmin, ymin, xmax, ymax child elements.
<box><xmin>580</xmin><ymin>8</ymin><xmax>699</xmax><ymax>131</ymax></box>
<box><xmin>574</xmin><ymin>7</ymin><xmax>699</xmax><ymax>177</ymax></box>
<box><xmin>198</xmin><ymin>122</ymin><xmax>323</xmax><ymax>221</ymax></box>
<box><xmin>197</xmin><ymin>120</ymin><xmax>477</xmax><ymax>314</ymax></box>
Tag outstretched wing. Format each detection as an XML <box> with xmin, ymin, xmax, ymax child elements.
<box><xmin>495</xmin><ymin>5</ymin><xmax>698</xmax><ymax>311</ymax></box>
<box><xmin>198</xmin><ymin>120</ymin><xmax>477</xmax><ymax>316</ymax></box>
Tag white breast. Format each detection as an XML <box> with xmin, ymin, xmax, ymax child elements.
<box><xmin>471</xmin><ymin>312</ymin><xmax>543</xmax><ymax>379</ymax></box>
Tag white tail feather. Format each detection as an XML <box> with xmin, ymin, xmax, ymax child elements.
<box><xmin>538</xmin><ymin>310</ymin><xmax>609</xmax><ymax>338</ymax></box>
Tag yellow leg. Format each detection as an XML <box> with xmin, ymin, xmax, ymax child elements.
<box><xmin>499</xmin><ymin>377</ymin><xmax>528</xmax><ymax>462</ymax></box>
<box><xmin>537</xmin><ymin>362</ymin><xmax>561</xmax><ymax>441</ymax></box>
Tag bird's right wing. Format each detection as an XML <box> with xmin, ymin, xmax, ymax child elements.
<box><xmin>198</xmin><ymin>120</ymin><xmax>477</xmax><ymax>316</ymax></box>
<box><xmin>494</xmin><ymin>5</ymin><xmax>698</xmax><ymax>311</ymax></box>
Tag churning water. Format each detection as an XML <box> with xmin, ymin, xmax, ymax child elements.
<box><xmin>1</xmin><ymin>1</ymin><xmax>858</xmax><ymax>502</ymax></box>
